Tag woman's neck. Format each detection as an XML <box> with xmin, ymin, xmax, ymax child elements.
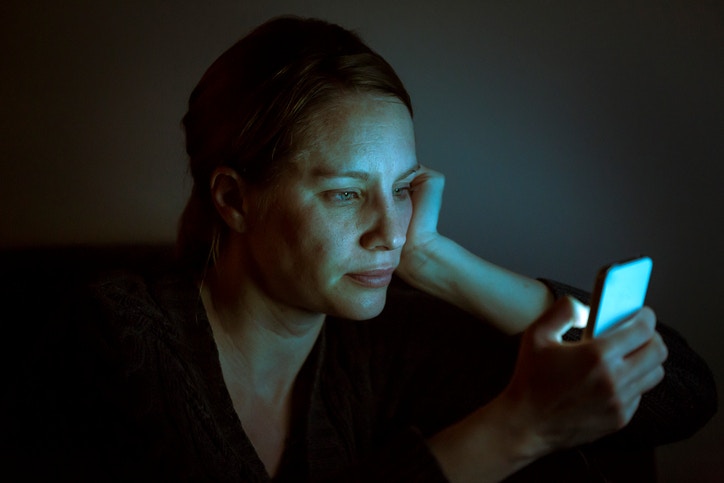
<box><xmin>199</xmin><ymin>250</ymin><xmax>324</xmax><ymax>402</ymax></box>
<box><xmin>205</xmin><ymin>304</ymin><xmax>322</xmax><ymax>403</ymax></box>
<box><xmin>200</xmin><ymin>254</ymin><xmax>324</xmax><ymax>477</ymax></box>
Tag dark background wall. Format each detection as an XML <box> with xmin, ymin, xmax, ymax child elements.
<box><xmin>3</xmin><ymin>1</ymin><xmax>722</xmax><ymax>480</ymax></box>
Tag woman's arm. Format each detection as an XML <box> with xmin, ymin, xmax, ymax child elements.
<box><xmin>396</xmin><ymin>166</ymin><xmax>554</xmax><ymax>334</ymax></box>
<box><xmin>426</xmin><ymin>296</ymin><xmax>667</xmax><ymax>482</ymax></box>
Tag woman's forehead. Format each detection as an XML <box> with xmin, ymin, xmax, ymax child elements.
<box><xmin>289</xmin><ymin>149</ymin><xmax>417</xmax><ymax>184</ymax></box>
<box><xmin>290</xmin><ymin>94</ymin><xmax>415</xmax><ymax>173</ymax></box>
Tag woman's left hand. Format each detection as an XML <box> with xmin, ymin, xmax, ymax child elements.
<box><xmin>395</xmin><ymin>165</ymin><xmax>554</xmax><ymax>334</ymax></box>
<box><xmin>397</xmin><ymin>165</ymin><xmax>446</xmax><ymax>280</ymax></box>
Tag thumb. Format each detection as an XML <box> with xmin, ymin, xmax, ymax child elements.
<box><xmin>530</xmin><ymin>296</ymin><xmax>590</xmax><ymax>343</ymax></box>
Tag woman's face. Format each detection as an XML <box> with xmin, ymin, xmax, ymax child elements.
<box><xmin>241</xmin><ymin>94</ymin><xmax>418</xmax><ymax>320</ymax></box>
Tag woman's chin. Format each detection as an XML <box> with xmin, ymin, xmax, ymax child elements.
<box><xmin>331</xmin><ymin>288</ymin><xmax>388</xmax><ymax>321</ymax></box>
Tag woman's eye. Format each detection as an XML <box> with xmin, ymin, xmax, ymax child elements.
<box><xmin>393</xmin><ymin>185</ymin><xmax>412</xmax><ymax>199</ymax></box>
<box><xmin>328</xmin><ymin>190</ymin><xmax>360</xmax><ymax>203</ymax></box>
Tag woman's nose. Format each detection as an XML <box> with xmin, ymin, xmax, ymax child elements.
<box><xmin>360</xmin><ymin>199</ymin><xmax>408</xmax><ymax>251</ymax></box>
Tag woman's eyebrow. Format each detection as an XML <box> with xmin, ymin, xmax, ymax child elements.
<box><xmin>310</xmin><ymin>168</ymin><xmax>369</xmax><ymax>180</ymax></box>
<box><xmin>396</xmin><ymin>165</ymin><xmax>420</xmax><ymax>181</ymax></box>
<box><xmin>309</xmin><ymin>164</ymin><xmax>419</xmax><ymax>181</ymax></box>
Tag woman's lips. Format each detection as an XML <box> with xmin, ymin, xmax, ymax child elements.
<box><xmin>346</xmin><ymin>268</ymin><xmax>395</xmax><ymax>288</ymax></box>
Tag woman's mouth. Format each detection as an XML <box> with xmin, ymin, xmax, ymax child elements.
<box><xmin>346</xmin><ymin>268</ymin><xmax>395</xmax><ymax>288</ymax></box>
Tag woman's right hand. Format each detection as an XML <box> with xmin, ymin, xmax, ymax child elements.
<box><xmin>501</xmin><ymin>296</ymin><xmax>668</xmax><ymax>456</ymax></box>
<box><xmin>428</xmin><ymin>296</ymin><xmax>668</xmax><ymax>482</ymax></box>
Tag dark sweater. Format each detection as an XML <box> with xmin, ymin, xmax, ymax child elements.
<box><xmin>9</xmin><ymin>268</ymin><xmax>717</xmax><ymax>482</ymax></box>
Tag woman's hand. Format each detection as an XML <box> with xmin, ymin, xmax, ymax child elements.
<box><xmin>396</xmin><ymin>165</ymin><xmax>446</xmax><ymax>280</ymax></box>
<box><xmin>394</xmin><ymin>165</ymin><xmax>553</xmax><ymax>334</ymax></box>
<box><xmin>428</xmin><ymin>297</ymin><xmax>668</xmax><ymax>482</ymax></box>
<box><xmin>501</xmin><ymin>296</ymin><xmax>668</xmax><ymax>453</ymax></box>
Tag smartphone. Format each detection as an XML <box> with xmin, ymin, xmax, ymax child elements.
<box><xmin>584</xmin><ymin>256</ymin><xmax>653</xmax><ymax>339</ymax></box>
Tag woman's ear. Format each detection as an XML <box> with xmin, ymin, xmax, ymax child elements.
<box><xmin>210</xmin><ymin>166</ymin><xmax>248</xmax><ymax>233</ymax></box>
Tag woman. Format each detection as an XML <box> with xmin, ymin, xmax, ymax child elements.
<box><xmin>33</xmin><ymin>16</ymin><xmax>715</xmax><ymax>482</ymax></box>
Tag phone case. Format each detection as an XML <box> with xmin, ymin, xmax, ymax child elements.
<box><xmin>584</xmin><ymin>256</ymin><xmax>653</xmax><ymax>339</ymax></box>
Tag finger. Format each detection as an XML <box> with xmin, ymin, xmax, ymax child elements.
<box><xmin>625</xmin><ymin>330</ymin><xmax>668</xmax><ymax>367</ymax></box>
<box><xmin>618</xmin><ymin>364</ymin><xmax>665</xmax><ymax>406</ymax></box>
<box><xmin>638</xmin><ymin>364</ymin><xmax>666</xmax><ymax>394</ymax></box>
<box><xmin>599</xmin><ymin>307</ymin><xmax>656</xmax><ymax>358</ymax></box>
<box><xmin>621</xmin><ymin>394</ymin><xmax>643</xmax><ymax>428</ymax></box>
<box><xmin>620</xmin><ymin>332</ymin><xmax>668</xmax><ymax>387</ymax></box>
<box><xmin>532</xmin><ymin>296</ymin><xmax>589</xmax><ymax>343</ymax></box>
<box><xmin>410</xmin><ymin>165</ymin><xmax>445</xmax><ymax>196</ymax></box>
<box><xmin>408</xmin><ymin>166</ymin><xmax>444</xmax><ymax>234</ymax></box>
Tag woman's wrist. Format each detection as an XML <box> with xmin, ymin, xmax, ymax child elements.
<box><xmin>397</xmin><ymin>234</ymin><xmax>453</xmax><ymax>291</ymax></box>
<box><xmin>427</xmin><ymin>395</ymin><xmax>549</xmax><ymax>482</ymax></box>
<box><xmin>398</xmin><ymin>236</ymin><xmax>555</xmax><ymax>334</ymax></box>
